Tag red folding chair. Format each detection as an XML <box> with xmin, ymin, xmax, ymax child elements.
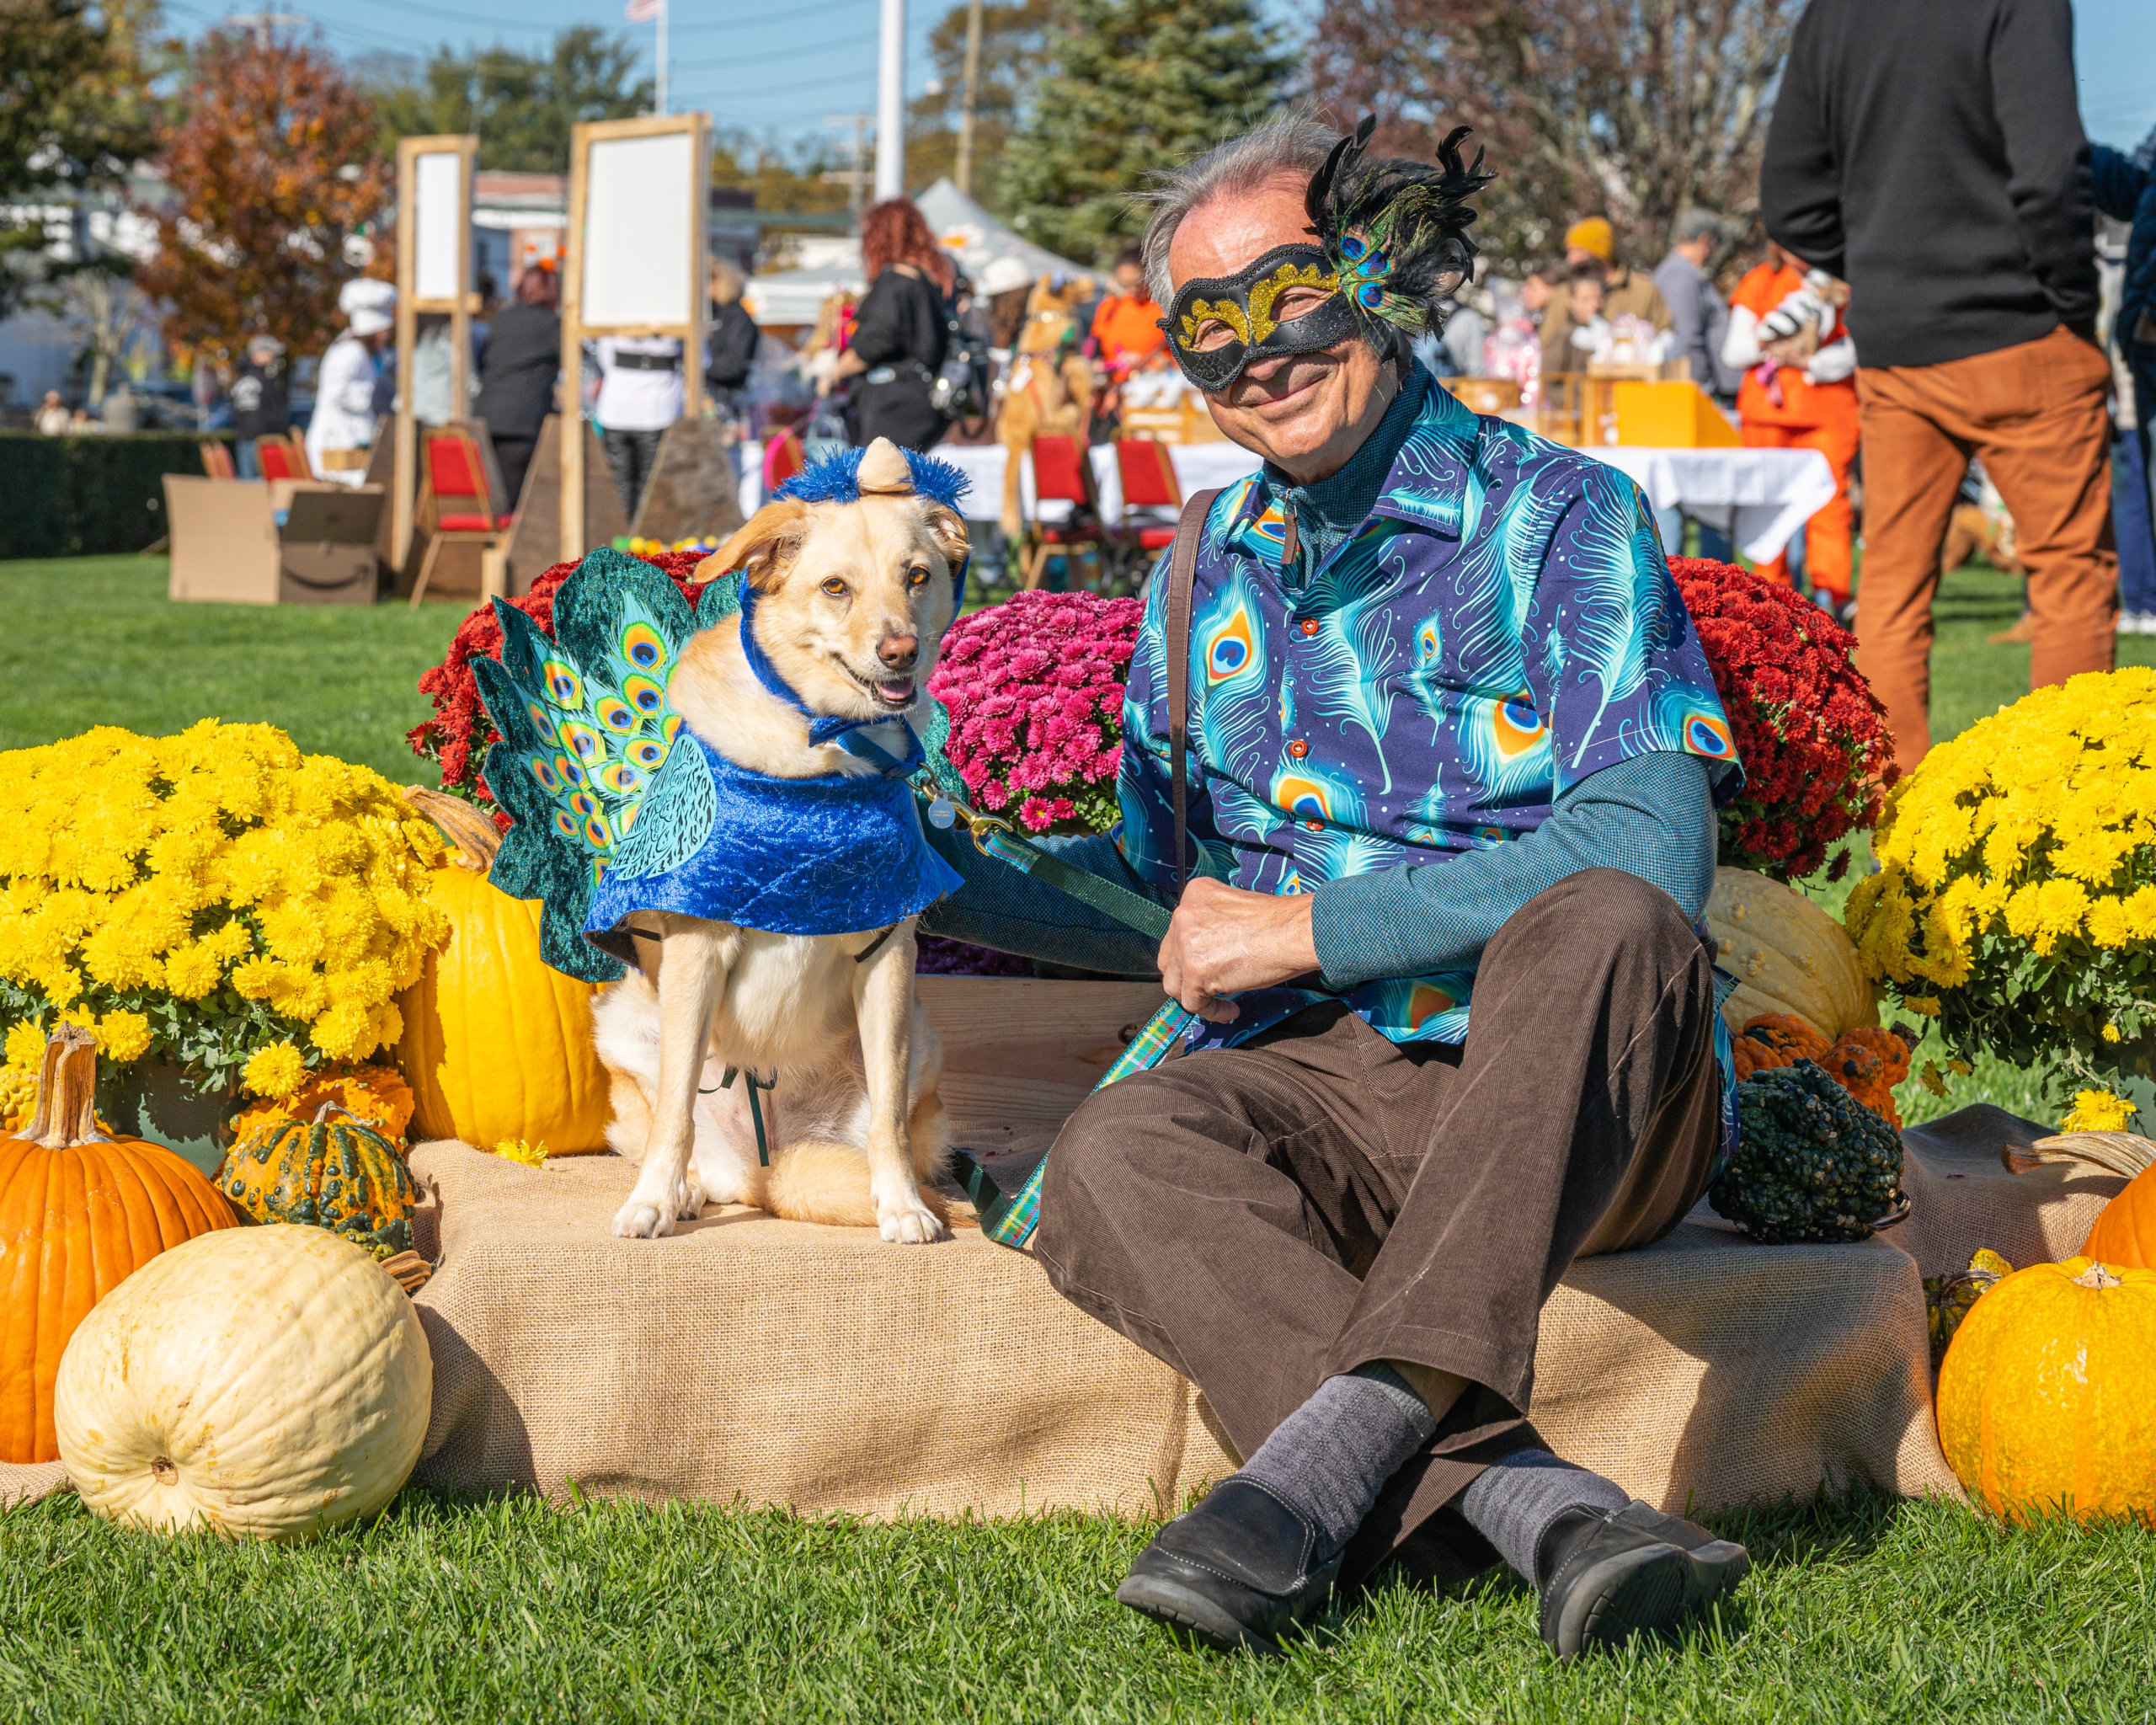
<box><xmin>411</xmin><ymin>430</ymin><xmax>513</xmax><ymax>606</ymax></box>
<box><xmin>762</xmin><ymin>429</ymin><xmax>806</xmax><ymax>494</ymax></box>
<box><xmin>1021</xmin><ymin>434</ymin><xmax>1108</xmax><ymax>590</ymax></box>
<box><xmin>1112</xmin><ymin>438</ymin><xmax>1184</xmax><ymax>580</ymax></box>
<box><xmin>254</xmin><ymin>437</ymin><xmax>299</xmax><ymax>482</ymax></box>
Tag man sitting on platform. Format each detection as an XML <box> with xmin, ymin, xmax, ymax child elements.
<box><xmin>921</xmin><ymin>114</ymin><xmax>1753</xmax><ymax>1659</ymax></box>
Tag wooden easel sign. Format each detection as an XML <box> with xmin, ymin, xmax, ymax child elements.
<box><xmin>559</xmin><ymin>113</ymin><xmax>712</xmax><ymax>559</ymax></box>
<box><xmin>392</xmin><ymin>134</ymin><xmax>478</xmax><ymax>574</ymax></box>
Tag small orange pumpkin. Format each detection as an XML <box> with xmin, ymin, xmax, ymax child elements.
<box><xmin>2084</xmin><ymin>1158</ymin><xmax>2156</xmax><ymax>1272</ymax></box>
<box><xmin>0</xmin><ymin>1025</ymin><xmax>237</xmax><ymax>1463</ymax></box>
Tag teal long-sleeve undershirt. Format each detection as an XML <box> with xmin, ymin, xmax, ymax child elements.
<box><xmin>915</xmin><ymin>750</ymin><xmax>1718</xmax><ymax>987</ymax></box>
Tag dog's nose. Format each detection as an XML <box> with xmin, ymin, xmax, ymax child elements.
<box><xmin>878</xmin><ymin>632</ymin><xmax>919</xmax><ymax>669</ymax></box>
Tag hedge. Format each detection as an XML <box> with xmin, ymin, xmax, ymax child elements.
<box><xmin>0</xmin><ymin>432</ymin><xmax>227</xmax><ymax>559</ymax></box>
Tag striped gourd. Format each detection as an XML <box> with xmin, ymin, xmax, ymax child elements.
<box><xmin>214</xmin><ymin>1103</ymin><xmax>416</xmax><ymax>1259</ymax></box>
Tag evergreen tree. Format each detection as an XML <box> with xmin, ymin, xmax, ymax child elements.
<box><xmin>366</xmin><ymin>29</ymin><xmax>652</xmax><ymax>174</ymax></box>
<box><xmin>998</xmin><ymin>0</ymin><xmax>1289</xmax><ymax>266</ymax></box>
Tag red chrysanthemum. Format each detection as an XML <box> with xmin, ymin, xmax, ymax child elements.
<box><xmin>1668</xmin><ymin>558</ymin><xmax>1897</xmax><ymax>881</ymax></box>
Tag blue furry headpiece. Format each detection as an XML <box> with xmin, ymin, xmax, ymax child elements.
<box><xmin>775</xmin><ymin>446</ymin><xmax>972</xmax><ymax>513</ymax></box>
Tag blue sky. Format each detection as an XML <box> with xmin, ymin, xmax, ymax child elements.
<box><xmin>157</xmin><ymin>0</ymin><xmax>2154</xmax><ymax>157</ymax></box>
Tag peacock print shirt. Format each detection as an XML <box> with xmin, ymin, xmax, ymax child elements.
<box><xmin>1112</xmin><ymin>373</ymin><xmax>1742</xmax><ymax>1055</ymax></box>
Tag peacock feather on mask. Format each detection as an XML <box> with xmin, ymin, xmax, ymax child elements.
<box><xmin>1307</xmin><ymin>116</ymin><xmax>1495</xmax><ymax>339</ymax></box>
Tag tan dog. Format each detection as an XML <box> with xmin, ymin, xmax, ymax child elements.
<box><xmin>593</xmin><ymin>438</ymin><xmax>964</xmax><ymax>1243</ymax></box>
<box><xmin>995</xmin><ymin>273</ymin><xmax>1097</xmax><ymax>542</ymax></box>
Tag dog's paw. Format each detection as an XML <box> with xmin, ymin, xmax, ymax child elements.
<box><xmin>611</xmin><ymin>1172</ymin><xmax>706</xmax><ymax>1239</ymax></box>
<box><xmin>874</xmin><ymin>1186</ymin><xmax>947</xmax><ymax>1245</ymax></box>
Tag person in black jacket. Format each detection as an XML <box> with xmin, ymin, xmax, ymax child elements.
<box><xmin>1760</xmin><ymin>0</ymin><xmax>2114</xmax><ymax>770</ymax></box>
<box><xmin>822</xmin><ymin>198</ymin><xmax>953</xmax><ymax>451</ymax></box>
<box><xmin>472</xmin><ymin>262</ymin><xmax>563</xmax><ymax>513</ymax></box>
<box><xmin>706</xmin><ymin>259</ymin><xmax>760</xmax><ymax>425</ymax></box>
<box><xmin>228</xmin><ymin>334</ymin><xmax>288</xmax><ymax>478</ymax></box>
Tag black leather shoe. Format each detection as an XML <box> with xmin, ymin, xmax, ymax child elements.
<box><xmin>1114</xmin><ymin>1477</ymin><xmax>1341</xmax><ymax>1655</ymax></box>
<box><xmin>1537</xmin><ymin>1501</ymin><xmax>1749</xmax><ymax>1659</ymax></box>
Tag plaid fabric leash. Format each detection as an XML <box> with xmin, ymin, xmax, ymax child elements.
<box><xmin>921</xmin><ymin>793</ymin><xmax>1193</xmax><ymax>1249</ymax></box>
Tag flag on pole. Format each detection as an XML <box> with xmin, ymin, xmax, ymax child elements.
<box><xmin>625</xmin><ymin>0</ymin><xmax>662</xmax><ymax>21</ymax></box>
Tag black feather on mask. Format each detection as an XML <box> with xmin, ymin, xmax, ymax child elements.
<box><xmin>1305</xmin><ymin>116</ymin><xmax>1496</xmax><ymax>339</ymax></box>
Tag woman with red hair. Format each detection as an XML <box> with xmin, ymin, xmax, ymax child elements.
<box><xmin>824</xmin><ymin>198</ymin><xmax>957</xmax><ymax>450</ymax></box>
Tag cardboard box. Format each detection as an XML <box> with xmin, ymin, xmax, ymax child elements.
<box><xmin>1613</xmin><ymin>381</ymin><xmax>1741</xmax><ymax>448</ymax></box>
<box><xmin>163</xmin><ymin>475</ymin><xmax>384</xmax><ymax>605</ymax></box>
<box><xmin>1441</xmin><ymin>377</ymin><xmax>1524</xmax><ymax>416</ymax></box>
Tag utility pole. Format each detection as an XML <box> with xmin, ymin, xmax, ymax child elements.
<box><xmin>823</xmin><ymin>114</ymin><xmax>875</xmax><ymax>220</ymax></box>
<box><xmin>954</xmin><ymin>0</ymin><xmax>984</xmax><ymax>196</ymax></box>
<box><xmin>873</xmin><ymin>0</ymin><xmax>905</xmax><ymax>201</ymax></box>
<box><xmin>223</xmin><ymin>11</ymin><xmax>304</xmax><ymax>46</ymax></box>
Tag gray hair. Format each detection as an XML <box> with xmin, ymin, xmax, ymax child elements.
<box><xmin>1673</xmin><ymin>207</ymin><xmax>1724</xmax><ymax>247</ymax></box>
<box><xmin>1138</xmin><ymin>111</ymin><xmax>1342</xmax><ymax>307</ymax></box>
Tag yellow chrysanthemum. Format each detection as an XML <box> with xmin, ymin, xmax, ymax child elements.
<box><xmin>2060</xmin><ymin>1088</ymin><xmax>2138</xmax><ymax>1133</ymax></box>
<box><xmin>493</xmin><ymin>1138</ymin><xmax>548</xmax><ymax>1167</ymax></box>
<box><xmin>229</xmin><ymin>1061</ymin><xmax>416</xmax><ymax>1145</ymax></box>
<box><xmin>0</xmin><ymin>1065</ymin><xmax>38</xmax><ymax>1134</ymax></box>
<box><xmin>94</xmin><ymin>1010</ymin><xmax>152</xmax><ymax>1064</ymax></box>
<box><xmin>3</xmin><ymin>1019</ymin><xmax>45</xmax><ymax>1073</ymax></box>
<box><xmin>241</xmin><ymin>1041</ymin><xmax>308</xmax><ymax>1100</ymax></box>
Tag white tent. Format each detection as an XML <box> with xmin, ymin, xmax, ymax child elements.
<box><xmin>742</xmin><ymin>179</ymin><xmax>1092</xmax><ymax>329</ymax></box>
<box><xmin>914</xmin><ymin>177</ymin><xmax>1091</xmax><ymax>287</ymax></box>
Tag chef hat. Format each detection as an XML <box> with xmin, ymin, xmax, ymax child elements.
<box><xmin>339</xmin><ymin>277</ymin><xmax>398</xmax><ymax>332</ymax></box>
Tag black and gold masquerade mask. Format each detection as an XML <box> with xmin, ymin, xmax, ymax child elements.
<box><xmin>1161</xmin><ymin>120</ymin><xmax>1494</xmax><ymax>393</ymax></box>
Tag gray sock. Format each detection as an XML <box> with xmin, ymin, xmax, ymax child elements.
<box><xmin>1459</xmin><ymin>1450</ymin><xmax>1631</xmax><ymax>1584</ymax></box>
<box><xmin>1234</xmin><ymin>1365</ymin><xmax>1438</xmax><ymax>1567</ymax></box>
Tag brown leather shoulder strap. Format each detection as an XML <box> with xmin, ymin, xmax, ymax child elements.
<box><xmin>1164</xmin><ymin>486</ymin><xmax>1223</xmax><ymax>891</ymax></box>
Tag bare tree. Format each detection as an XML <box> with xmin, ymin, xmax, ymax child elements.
<box><xmin>1308</xmin><ymin>0</ymin><xmax>1801</xmax><ymax>269</ymax></box>
<box><xmin>35</xmin><ymin>257</ymin><xmax>149</xmax><ymax>406</ymax></box>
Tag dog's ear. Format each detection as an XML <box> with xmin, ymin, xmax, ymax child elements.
<box><xmin>921</xmin><ymin>502</ymin><xmax>969</xmax><ymax>574</ymax></box>
<box><xmin>704</xmin><ymin>499</ymin><xmax>812</xmax><ymax>592</ymax></box>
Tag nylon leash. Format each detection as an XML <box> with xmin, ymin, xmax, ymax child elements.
<box><xmin>918</xmin><ymin>791</ymin><xmax>1194</xmax><ymax>1247</ymax></box>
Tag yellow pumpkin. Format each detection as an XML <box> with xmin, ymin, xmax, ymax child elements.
<box><xmin>54</xmin><ymin>1225</ymin><xmax>431</xmax><ymax>1538</ymax></box>
<box><xmin>1936</xmin><ymin>1255</ymin><xmax>2156</xmax><ymax>1525</ymax></box>
<box><xmin>396</xmin><ymin>787</ymin><xmax>611</xmax><ymax>1152</ymax></box>
<box><xmin>1704</xmin><ymin>866</ymin><xmax>1877</xmax><ymax>1042</ymax></box>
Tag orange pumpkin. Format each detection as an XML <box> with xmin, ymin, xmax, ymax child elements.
<box><xmin>395</xmin><ymin>788</ymin><xmax>611</xmax><ymax>1152</ymax></box>
<box><xmin>1937</xmin><ymin>1255</ymin><xmax>2156</xmax><ymax>1525</ymax></box>
<box><xmin>2084</xmin><ymin>1163</ymin><xmax>2156</xmax><ymax>1271</ymax></box>
<box><xmin>0</xmin><ymin>1024</ymin><xmax>237</xmax><ymax>1463</ymax></box>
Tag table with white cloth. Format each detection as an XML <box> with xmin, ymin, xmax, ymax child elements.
<box><xmin>912</xmin><ymin>441</ymin><xmax>1834</xmax><ymax>565</ymax></box>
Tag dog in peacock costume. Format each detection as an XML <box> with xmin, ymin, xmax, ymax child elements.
<box><xmin>472</xmin><ymin>437</ymin><xmax>973</xmax><ymax>1242</ymax></box>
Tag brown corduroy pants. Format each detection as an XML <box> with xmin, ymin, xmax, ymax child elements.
<box><xmin>1854</xmin><ymin>325</ymin><xmax>2117</xmax><ymax>771</ymax></box>
<box><xmin>1033</xmin><ymin>869</ymin><xmax>1722</xmax><ymax>1589</ymax></box>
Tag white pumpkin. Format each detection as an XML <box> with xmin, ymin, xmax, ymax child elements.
<box><xmin>1704</xmin><ymin>865</ymin><xmax>1878</xmax><ymax>1042</ymax></box>
<box><xmin>54</xmin><ymin>1224</ymin><xmax>431</xmax><ymax>1540</ymax></box>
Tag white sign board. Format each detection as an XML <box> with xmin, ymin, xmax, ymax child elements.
<box><xmin>413</xmin><ymin>151</ymin><xmax>465</xmax><ymax>304</ymax></box>
<box><xmin>580</xmin><ymin>131</ymin><xmax>697</xmax><ymax>328</ymax></box>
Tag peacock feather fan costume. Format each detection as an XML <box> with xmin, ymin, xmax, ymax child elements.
<box><xmin>473</xmin><ymin>447</ymin><xmax>970</xmax><ymax>985</ymax></box>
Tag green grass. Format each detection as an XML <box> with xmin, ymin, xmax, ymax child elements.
<box><xmin>3</xmin><ymin>1490</ymin><xmax>2151</xmax><ymax>1723</ymax></box>
<box><xmin>0</xmin><ymin>555</ymin><xmax>464</xmax><ymax>783</ymax></box>
<box><xmin>8</xmin><ymin>553</ymin><xmax>2156</xmax><ymax>1721</ymax></box>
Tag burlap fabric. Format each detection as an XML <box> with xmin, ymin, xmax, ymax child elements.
<box><xmin>0</xmin><ymin>984</ymin><xmax>2127</xmax><ymax>1519</ymax></box>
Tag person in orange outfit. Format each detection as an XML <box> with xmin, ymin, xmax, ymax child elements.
<box><xmin>1089</xmin><ymin>247</ymin><xmax>1169</xmax><ymax>433</ymax></box>
<box><xmin>1721</xmin><ymin>244</ymin><xmax>1860</xmax><ymax>617</ymax></box>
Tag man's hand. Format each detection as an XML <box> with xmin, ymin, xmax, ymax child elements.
<box><xmin>1157</xmin><ymin>878</ymin><xmax>1320</xmax><ymax>1023</ymax></box>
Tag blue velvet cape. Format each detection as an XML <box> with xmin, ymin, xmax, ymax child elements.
<box><xmin>582</xmin><ymin>728</ymin><xmax>963</xmax><ymax>965</ymax></box>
